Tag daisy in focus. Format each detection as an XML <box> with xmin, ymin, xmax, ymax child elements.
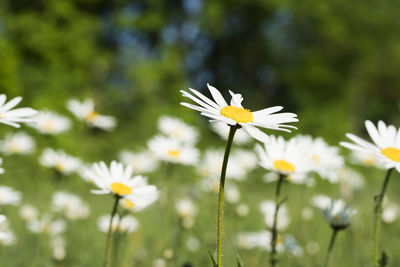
<box><xmin>82</xmin><ymin>161</ymin><xmax>159</xmax><ymax>210</ymax></box>
<box><xmin>40</xmin><ymin>148</ymin><xmax>82</xmax><ymax>175</ymax></box>
<box><xmin>255</xmin><ymin>135</ymin><xmax>315</xmax><ymax>180</ymax></box>
<box><xmin>0</xmin><ymin>94</ymin><xmax>37</xmax><ymax>128</ymax></box>
<box><xmin>0</xmin><ymin>132</ymin><xmax>35</xmax><ymax>155</ymax></box>
<box><xmin>312</xmin><ymin>195</ymin><xmax>356</xmax><ymax>229</ymax></box>
<box><xmin>67</xmin><ymin>98</ymin><xmax>117</xmax><ymax>131</ymax></box>
<box><xmin>118</xmin><ymin>150</ymin><xmax>159</xmax><ymax>174</ymax></box>
<box><xmin>31</xmin><ymin>111</ymin><xmax>71</xmax><ymax>135</ymax></box>
<box><xmin>148</xmin><ymin>135</ymin><xmax>199</xmax><ymax>165</ymax></box>
<box><xmin>158</xmin><ymin>116</ymin><xmax>198</xmax><ymax>144</ymax></box>
<box><xmin>180</xmin><ymin>84</ymin><xmax>298</xmax><ymax>142</ymax></box>
<box><xmin>340</xmin><ymin>120</ymin><xmax>400</xmax><ymax>172</ymax></box>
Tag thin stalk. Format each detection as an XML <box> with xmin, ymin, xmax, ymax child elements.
<box><xmin>373</xmin><ymin>168</ymin><xmax>394</xmax><ymax>267</ymax></box>
<box><xmin>270</xmin><ymin>173</ymin><xmax>286</xmax><ymax>267</ymax></box>
<box><xmin>324</xmin><ymin>228</ymin><xmax>339</xmax><ymax>267</ymax></box>
<box><xmin>104</xmin><ymin>195</ymin><xmax>120</xmax><ymax>267</ymax></box>
<box><xmin>216</xmin><ymin>125</ymin><xmax>238</xmax><ymax>267</ymax></box>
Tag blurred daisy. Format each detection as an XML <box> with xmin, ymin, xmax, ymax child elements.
<box><xmin>118</xmin><ymin>150</ymin><xmax>159</xmax><ymax>174</ymax></box>
<box><xmin>0</xmin><ymin>132</ymin><xmax>35</xmax><ymax>155</ymax></box>
<box><xmin>186</xmin><ymin>236</ymin><xmax>201</xmax><ymax>252</ymax></box>
<box><xmin>27</xmin><ymin>214</ymin><xmax>66</xmax><ymax>236</ymax></box>
<box><xmin>148</xmin><ymin>135</ymin><xmax>199</xmax><ymax>165</ymax></box>
<box><xmin>19</xmin><ymin>204</ymin><xmax>39</xmax><ymax>222</ymax></box>
<box><xmin>0</xmin><ymin>186</ymin><xmax>21</xmax><ymax>206</ymax></box>
<box><xmin>98</xmin><ymin>214</ymin><xmax>139</xmax><ymax>233</ymax></box>
<box><xmin>349</xmin><ymin>150</ymin><xmax>386</xmax><ymax>169</ymax></box>
<box><xmin>175</xmin><ymin>198</ymin><xmax>197</xmax><ymax>229</ymax></box>
<box><xmin>337</xmin><ymin>168</ymin><xmax>365</xmax><ymax>199</ymax></box>
<box><xmin>0</xmin><ymin>94</ymin><xmax>37</xmax><ymax>128</ymax></box>
<box><xmin>181</xmin><ymin>84</ymin><xmax>298</xmax><ymax>142</ymax></box>
<box><xmin>40</xmin><ymin>148</ymin><xmax>82</xmax><ymax>175</ymax></box>
<box><xmin>231</xmin><ymin>149</ymin><xmax>258</xmax><ymax>174</ymax></box>
<box><xmin>67</xmin><ymin>98</ymin><xmax>117</xmax><ymax>131</ymax></box>
<box><xmin>236</xmin><ymin>203</ymin><xmax>250</xmax><ymax>217</ymax></box>
<box><xmin>198</xmin><ymin>149</ymin><xmax>246</xmax><ymax>182</ymax></box>
<box><xmin>255</xmin><ymin>135</ymin><xmax>315</xmax><ymax>177</ymax></box>
<box><xmin>236</xmin><ymin>231</ymin><xmax>284</xmax><ymax>252</ymax></box>
<box><xmin>0</xmin><ymin>216</ymin><xmax>16</xmax><ymax>246</ymax></box>
<box><xmin>51</xmin><ymin>236</ymin><xmax>66</xmax><ymax>261</ymax></box>
<box><xmin>312</xmin><ymin>195</ymin><xmax>356</xmax><ymax>229</ymax></box>
<box><xmin>259</xmin><ymin>201</ymin><xmax>290</xmax><ymax>230</ymax></box>
<box><xmin>158</xmin><ymin>116</ymin><xmax>198</xmax><ymax>144</ymax></box>
<box><xmin>295</xmin><ymin>135</ymin><xmax>344</xmax><ymax>183</ymax></box>
<box><xmin>211</xmin><ymin>121</ymin><xmax>252</xmax><ymax>145</ymax></box>
<box><xmin>382</xmin><ymin>202</ymin><xmax>399</xmax><ymax>224</ymax></box>
<box><xmin>84</xmin><ymin>161</ymin><xmax>159</xmax><ymax>210</ymax></box>
<box><xmin>31</xmin><ymin>111</ymin><xmax>71</xmax><ymax>135</ymax></box>
<box><xmin>225</xmin><ymin>184</ymin><xmax>240</xmax><ymax>204</ymax></box>
<box><xmin>0</xmin><ymin>159</ymin><xmax>3</xmax><ymax>174</ymax></box>
<box><xmin>284</xmin><ymin>235</ymin><xmax>304</xmax><ymax>257</ymax></box>
<box><xmin>340</xmin><ymin>120</ymin><xmax>400</xmax><ymax>172</ymax></box>
<box><xmin>52</xmin><ymin>191</ymin><xmax>90</xmax><ymax>220</ymax></box>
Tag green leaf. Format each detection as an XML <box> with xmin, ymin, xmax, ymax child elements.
<box><xmin>236</xmin><ymin>254</ymin><xmax>244</xmax><ymax>267</ymax></box>
<box><xmin>208</xmin><ymin>249</ymin><xmax>217</xmax><ymax>267</ymax></box>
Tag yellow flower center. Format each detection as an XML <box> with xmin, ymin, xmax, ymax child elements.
<box><xmin>111</xmin><ymin>182</ymin><xmax>132</xmax><ymax>195</ymax></box>
<box><xmin>381</xmin><ymin>147</ymin><xmax>400</xmax><ymax>162</ymax></box>
<box><xmin>44</xmin><ymin>121</ymin><xmax>54</xmax><ymax>132</ymax></box>
<box><xmin>85</xmin><ymin>111</ymin><xmax>99</xmax><ymax>123</ymax></box>
<box><xmin>220</xmin><ymin>106</ymin><xmax>253</xmax><ymax>123</ymax></box>
<box><xmin>55</xmin><ymin>163</ymin><xmax>65</xmax><ymax>172</ymax></box>
<box><xmin>273</xmin><ymin>159</ymin><xmax>295</xmax><ymax>173</ymax></box>
<box><xmin>168</xmin><ymin>150</ymin><xmax>180</xmax><ymax>157</ymax></box>
<box><xmin>311</xmin><ymin>155</ymin><xmax>321</xmax><ymax>165</ymax></box>
<box><xmin>123</xmin><ymin>199</ymin><xmax>135</xmax><ymax>209</ymax></box>
<box><xmin>363</xmin><ymin>158</ymin><xmax>375</xmax><ymax>166</ymax></box>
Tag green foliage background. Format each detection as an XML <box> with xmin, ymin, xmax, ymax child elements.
<box><xmin>0</xmin><ymin>0</ymin><xmax>399</xmax><ymax>266</ymax></box>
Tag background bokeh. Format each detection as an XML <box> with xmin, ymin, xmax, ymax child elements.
<box><xmin>0</xmin><ymin>0</ymin><xmax>400</xmax><ymax>266</ymax></box>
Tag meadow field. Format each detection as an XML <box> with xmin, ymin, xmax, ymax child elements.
<box><xmin>0</xmin><ymin>1</ymin><xmax>400</xmax><ymax>267</ymax></box>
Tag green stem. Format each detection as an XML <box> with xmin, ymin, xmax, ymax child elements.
<box><xmin>216</xmin><ymin>125</ymin><xmax>238</xmax><ymax>267</ymax></box>
<box><xmin>324</xmin><ymin>228</ymin><xmax>339</xmax><ymax>267</ymax></box>
<box><xmin>270</xmin><ymin>173</ymin><xmax>286</xmax><ymax>267</ymax></box>
<box><xmin>104</xmin><ymin>195</ymin><xmax>120</xmax><ymax>267</ymax></box>
<box><xmin>373</xmin><ymin>168</ymin><xmax>394</xmax><ymax>267</ymax></box>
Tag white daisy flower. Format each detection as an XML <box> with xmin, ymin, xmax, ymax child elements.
<box><xmin>98</xmin><ymin>214</ymin><xmax>139</xmax><ymax>233</ymax></box>
<box><xmin>19</xmin><ymin>204</ymin><xmax>39</xmax><ymax>222</ymax></box>
<box><xmin>225</xmin><ymin>184</ymin><xmax>240</xmax><ymax>204</ymax></box>
<box><xmin>67</xmin><ymin>98</ymin><xmax>117</xmax><ymax>131</ymax></box>
<box><xmin>0</xmin><ymin>94</ymin><xmax>37</xmax><ymax>128</ymax></box>
<box><xmin>51</xmin><ymin>236</ymin><xmax>66</xmax><ymax>261</ymax></box>
<box><xmin>158</xmin><ymin>116</ymin><xmax>198</xmax><ymax>144</ymax></box>
<box><xmin>340</xmin><ymin>120</ymin><xmax>400</xmax><ymax>172</ymax></box>
<box><xmin>349</xmin><ymin>150</ymin><xmax>386</xmax><ymax>169</ymax></box>
<box><xmin>255</xmin><ymin>135</ymin><xmax>315</xmax><ymax>177</ymax></box>
<box><xmin>83</xmin><ymin>161</ymin><xmax>159</xmax><ymax>211</ymax></box>
<box><xmin>27</xmin><ymin>214</ymin><xmax>67</xmax><ymax>236</ymax></box>
<box><xmin>39</xmin><ymin>148</ymin><xmax>82</xmax><ymax>175</ymax></box>
<box><xmin>283</xmin><ymin>235</ymin><xmax>304</xmax><ymax>257</ymax></box>
<box><xmin>259</xmin><ymin>200</ymin><xmax>290</xmax><ymax>231</ymax></box>
<box><xmin>180</xmin><ymin>84</ymin><xmax>298</xmax><ymax>142</ymax></box>
<box><xmin>231</xmin><ymin>149</ymin><xmax>258</xmax><ymax>174</ymax></box>
<box><xmin>0</xmin><ymin>216</ymin><xmax>16</xmax><ymax>246</ymax></box>
<box><xmin>118</xmin><ymin>150</ymin><xmax>159</xmax><ymax>174</ymax></box>
<box><xmin>31</xmin><ymin>111</ymin><xmax>71</xmax><ymax>135</ymax></box>
<box><xmin>337</xmin><ymin>168</ymin><xmax>365</xmax><ymax>199</ymax></box>
<box><xmin>312</xmin><ymin>195</ymin><xmax>356</xmax><ymax>229</ymax></box>
<box><xmin>175</xmin><ymin>198</ymin><xmax>198</xmax><ymax>219</ymax></box>
<box><xmin>236</xmin><ymin>231</ymin><xmax>284</xmax><ymax>252</ymax></box>
<box><xmin>294</xmin><ymin>135</ymin><xmax>344</xmax><ymax>183</ymax></box>
<box><xmin>0</xmin><ymin>186</ymin><xmax>21</xmax><ymax>206</ymax></box>
<box><xmin>211</xmin><ymin>121</ymin><xmax>252</xmax><ymax>145</ymax></box>
<box><xmin>382</xmin><ymin>203</ymin><xmax>399</xmax><ymax>224</ymax></box>
<box><xmin>0</xmin><ymin>131</ymin><xmax>35</xmax><ymax>155</ymax></box>
<box><xmin>198</xmin><ymin>149</ymin><xmax>246</xmax><ymax>182</ymax></box>
<box><xmin>236</xmin><ymin>203</ymin><xmax>250</xmax><ymax>217</ymax></box>
<box><xmin>148</xmin><ymin>135</ymin><xmax>199</xmax><ymax>165</ymax></box>
<box><xmin>52</xmin><ymin>191</ymin><xmax>90</xmax><ymax>220</ymax></box>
